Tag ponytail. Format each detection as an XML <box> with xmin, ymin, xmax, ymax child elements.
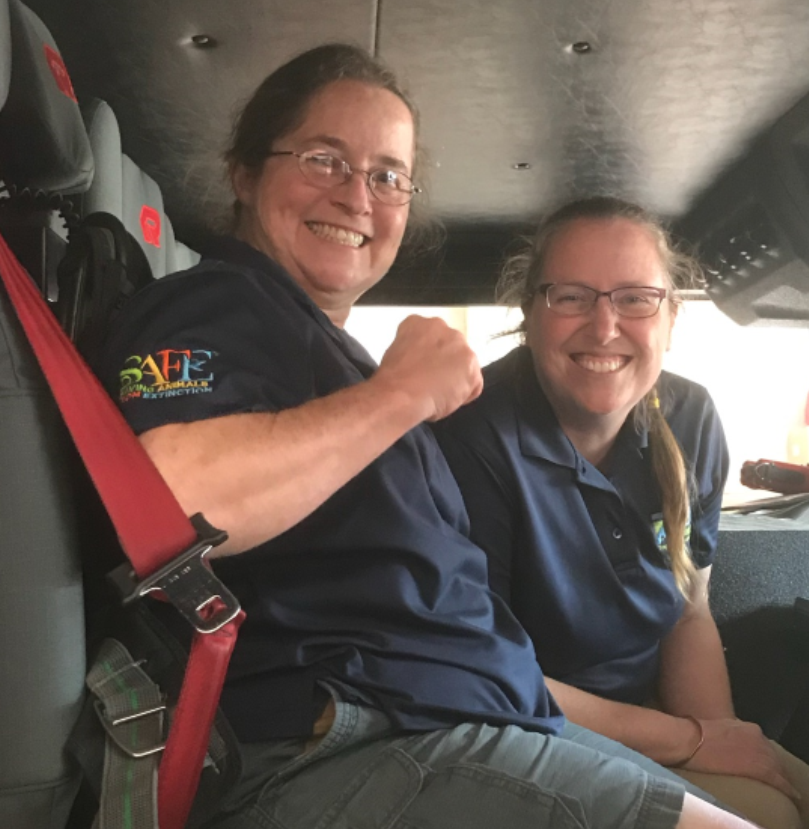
<box><xmin>644</xmin><ymin>389</ymin><xmax>696</xmax><ymax>597</ymax></box>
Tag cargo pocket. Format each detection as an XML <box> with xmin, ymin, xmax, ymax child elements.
<box><xmin>312</xmin><ymin>744</ymin><xmax>423</xmax><ymax>829</ymax></box>
<box><xmin>389</xmin><ymin>760</ymin><xmax>588</xmax><ymax>829</ymax></box>
<box><xmin>251</xmin><ymin>744</ymin><xmax>422</xmax><ymax>829</ymax></box>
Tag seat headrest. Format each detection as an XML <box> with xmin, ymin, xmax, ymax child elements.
<box><xmin>81</xmin><ymin>98</ymin><xmax>124</xmax><ymax>219</ymax></box>
<box><xmin>0</xmin><ymin>0</ymin><xmax>93</xmax><ymax>197</ymax></box>
<box><xmin>122</xmin><ymin>155</ymin><xmax>167</xmax><ymax>277</ymax></box>
<box><xmin>82</xmin><ymin>102</ymin><xmax>201</xmax><ymax>276</ymax></box>
<box><xmin>0</xmin><ymin>1</ymin><xmax>10</xmax><ymax>112</ymax></box>
<box><xmin>164</xmin><ymin>215</ymin><xmax>201</xmax><ymax>274</ymax></box>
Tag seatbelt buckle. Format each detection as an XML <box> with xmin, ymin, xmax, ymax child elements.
<box><xmin>108</xmin><ymin>513</ymin><xmax>241</xmax><ymax>634</ymax></box>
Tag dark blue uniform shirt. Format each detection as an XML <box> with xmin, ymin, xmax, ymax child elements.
<box><xmin>434</xmin><ymin>346</ymin><xmax>729</xmax><ymax>705</ymax></box>
<box><xmin>96</xmin><ymin>238</ymin><xmax>563</xmax><ymax>742</ymax></box>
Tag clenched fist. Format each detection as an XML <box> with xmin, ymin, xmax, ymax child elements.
<box><xmin>375</xmin><ymin>316</ymin><xmax>483</xmax><ymax>422</ymax></box>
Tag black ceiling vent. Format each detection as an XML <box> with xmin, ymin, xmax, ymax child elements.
<box><xmin>676</xmin><ymin>92</ymin><xmax>809</xmax><ymax>327</ymax></box>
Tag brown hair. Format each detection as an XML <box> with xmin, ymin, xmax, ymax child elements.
<box><xmin>498</xmin><ymin>196</ymin><xmax>704</xmax><ymax>597</ymax></box>
<box><xmin>224</xmin><ymin>43</ymin><xmax>430</xmax><ymax>242</ymax></box>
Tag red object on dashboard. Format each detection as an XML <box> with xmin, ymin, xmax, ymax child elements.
<box><xmin>740</xmin><ymin>459</ymin><xmax>809</xmax><ymax>495</ymax></box>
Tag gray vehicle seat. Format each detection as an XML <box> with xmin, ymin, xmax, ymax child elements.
<box><xmin>0</xmin><ymin>0</ymin><xmax>91</xmax><ymax>199</ymax></box>
<box><xmin>165</xmin><ymin>213</ymin><xmax>201</xmax><ymax>273</ymax></box>
<box><xmin>0</xmin><ymin>0</ymin><xmax>93</xmax><ymax>826</ymax></box>
<box><xmin>79</xmin><ymin>98</ymin><xmax>123</xmax><ymax>220</ymax></box>
<box><xmin>122</xmin><ymin>153</ymin><xmax>168</xmax><ymax>276</ymax></box>
<box><xmin>60</xmin><ymin>95</ymin><xmax>200</xmax><ymax>362</ymax></box>
<box><xmin>0</xmin><ymin>2</ymin><xmax>201</xmax><ymax>824</ymax></box>
<box><xmin>81</xmin><ymin>97</ymin><xmax>200</xmax><ymax>278</ymax></box>
<box><xmin>122</xmin><ymin>154</ymin><xmax>200</xmax><ymax>276</ymax></box>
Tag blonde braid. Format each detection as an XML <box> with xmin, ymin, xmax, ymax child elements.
<box><xmin>646</xmin><ymin>389</ymin><xmax>695</xmax><ymax>597</ymax></box>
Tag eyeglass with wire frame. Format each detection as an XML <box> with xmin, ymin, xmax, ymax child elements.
<box><xmin>537</xmin><ymin>283</ymin><xmax>669</xmax><ymax>318</ymax></box>
<box><xmin>267</xmin><ymin>150</ymin><xmax>421</xmax><ymax>205</ymax></box>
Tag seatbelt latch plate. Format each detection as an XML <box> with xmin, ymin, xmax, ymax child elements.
<box><xmin>110</xmin><ymin>513</ymin><xmax>240</xmax><ymax>634</ymax></box>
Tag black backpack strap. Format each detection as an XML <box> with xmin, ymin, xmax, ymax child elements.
<box><xmin>57</xmin><ymin>211</ymin><xmax>154</xmax><ymax>361</ymax></box>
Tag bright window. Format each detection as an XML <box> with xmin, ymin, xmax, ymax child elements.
<box><xmin>665</xmin><ymin>301</ymin><xmax>809</xmax><ymax>504</ymax></box>
<box><xmin>345</xmin><ymin>302</ymin><xmax>809</xmax><ymax>505</ymax></box>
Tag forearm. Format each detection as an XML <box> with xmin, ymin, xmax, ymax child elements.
<box><xmin>548</xmin><ymin>679</ymin><xmax>796</xmax><ymax>798</ymax></box>
<box><xmin>139</xmin><ymin>374</ymin><xmax>430</xmax><ymax>556</ymax></box>
<box><xmin>546</xmin><ymin>678</ymin><xmax>702</xmax><ymax>765</ymax></box>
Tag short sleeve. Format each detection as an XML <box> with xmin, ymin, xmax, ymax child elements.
<box><xmin>95</xmin><ymin>263</ymin><xmax>318</xmax><ymax>435</ymax></box>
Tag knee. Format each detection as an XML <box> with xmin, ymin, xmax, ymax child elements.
<box><xmin>676</xmin><ymin>771</ymin><xmax>801</xmax><ymax>829</ymax></box>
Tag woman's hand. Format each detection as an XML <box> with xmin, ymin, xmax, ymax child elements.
<box><xmin>376</xmin><ymin>315</ymin><xmax>483</xmax><ymax>421</ymax></box>
<box><xmin>682</xmin><ymin>717</ymin><xmax>800</xmax><ymax>802</ymax></box>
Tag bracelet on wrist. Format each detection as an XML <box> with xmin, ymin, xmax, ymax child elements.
<box><xmin>673</xmin><ymin>715</ymin><xmax>705</xmax><ymax>767</ymax></box>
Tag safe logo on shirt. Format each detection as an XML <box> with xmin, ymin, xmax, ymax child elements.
<box><xmin>119</xmin><ymin>349</ymin><xmax>216</xmax><ymax>402</ymax></box>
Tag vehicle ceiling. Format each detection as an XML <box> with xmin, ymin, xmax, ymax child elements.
<box><xmin>24</xmin><ymin>0</ymin><xmax>809</xmax><ymax>303</ymax></box>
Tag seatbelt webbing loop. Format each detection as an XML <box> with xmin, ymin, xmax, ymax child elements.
<box><xmin>88</xmin><ymin>639</ymin><xmax>163</xmax><ymax>829</ymax></box>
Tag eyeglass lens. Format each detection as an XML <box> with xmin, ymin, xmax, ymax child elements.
<box><xmin>298</xmin><ymin>152</ymin><xmax>415</xmax><ymax>205</ymax></box>
<box><xmin>544</xmin><ymin>284</ymin><xmax>665</xmax><ymax>317</ymax></box>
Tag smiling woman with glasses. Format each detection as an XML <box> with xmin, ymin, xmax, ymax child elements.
<box><xmin>435</xmin><ymin>195</ymin><xmax>809</xmax><ymax>829</ymax></box>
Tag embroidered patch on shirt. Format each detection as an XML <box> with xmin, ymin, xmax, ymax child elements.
<box><xmin>118</xmin><ymin>348</ymin><xmax>217</xmax><ymax>402</ymax></box>
<box><xmin>651</xmin><ymin>510</ymin><xmax>692</xmax><ymax>558</ymax></box>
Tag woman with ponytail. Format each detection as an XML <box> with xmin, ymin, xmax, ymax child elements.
<box><xmin>434</xmin><ymin>196</ymin><xmax>809</xmax><ymax>829</ymax></box>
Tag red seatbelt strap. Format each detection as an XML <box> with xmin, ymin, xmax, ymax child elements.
<box><xmin>0</xmin><ymin>231</ymin><xmax>244</xmax><ymax>829</ymax></box>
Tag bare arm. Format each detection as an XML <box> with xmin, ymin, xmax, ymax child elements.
<box><xmin>656</xmin><ymin>567</ymin><xmax>797</xmax><ymax>798</ymax></box>
<box><xmin>138</xmin><ymin>315</ymin><xmax>482</xmax><ymax>556</ymax></box>
<box><xmin>657</xmin><ymin>566</ymin><xmax>734</xmax><ymax>718</ymax></box>
<box><xmin>547</xmin><ymin>675</ymin><xmax>796</xmax><ymax>798</ymax></box>
<box><xmin>545</xmin><ymin>677</ymin><xmax>705</xmax><ymax>766</ymax></box>
<box><xmin>547</xmin><ymin>567</ymin><xmax>797</xmax><ymax>798</ymax></box>
<box><xmin>541</xmin><ymin>578</ymin><xmax>726</xmax><ymax>756</ymax></box>
<box><xmin>678</xmin><ymin>793</ymin><xmax>758</xmax><ymax>829</ymax></box>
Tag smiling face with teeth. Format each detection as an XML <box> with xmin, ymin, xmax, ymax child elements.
<box><xmin>232</xmin><ymin>79</ymin><xmax>415</xmax><ymax>326</ymax></box>
<box><xmin>525</xmin><ymin>216</ymin><xmax>678</xmax><ymax>441</ymax></box>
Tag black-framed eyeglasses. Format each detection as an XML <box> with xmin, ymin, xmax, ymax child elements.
<box><xmin>537</xmin><ymin>283</ymin><xmax>669</xmax><ymax>318</ymax></box>
<box><xmin>267</xmin><ymin>150</ymin><xmax>421</xmax><ymax>206</ymax></box>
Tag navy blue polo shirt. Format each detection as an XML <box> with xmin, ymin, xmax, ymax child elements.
<box><xmin>434</xmin><ymin>346</ymin><xmax>729</xmax><ymax>705</ymax></box>
<box><xmin>95</xmin><ymin>237</ymin><xmax>563</xmax><ymax>742</ymax></box>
